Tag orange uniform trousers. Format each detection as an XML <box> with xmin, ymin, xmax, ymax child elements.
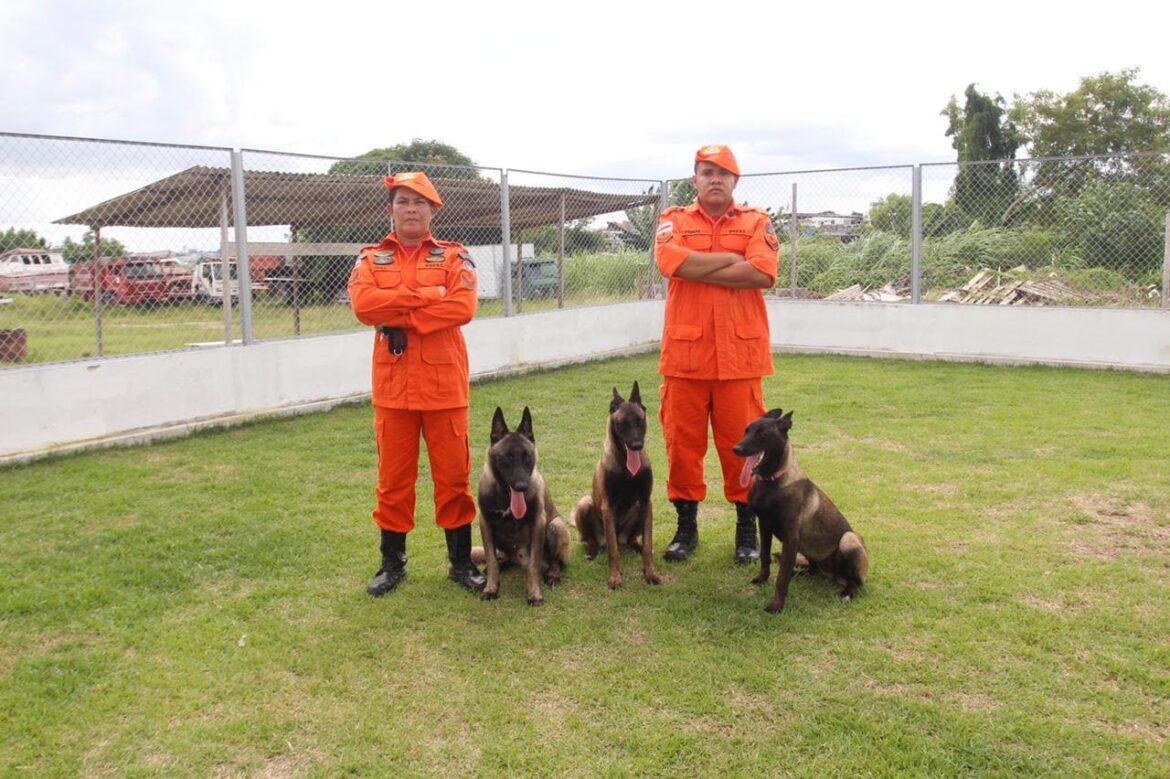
<box><xmin>372</xmin><ymin>405</ymin><xmax>476</xmax><ymax>533</ymax></box>
<box><xmin>659</xmin><ymin>376</ymin><xmax>766</xmax><ymax>504</ymax></box>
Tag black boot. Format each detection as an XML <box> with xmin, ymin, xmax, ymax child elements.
<box><xmin>664</xmin><ymin>500</ymin><xmax>699</xmax><ymax>562</ymax></box>
<box><xmin>445</xmin><ymin>524</ymin><xmax>486</xmax><ymax>592</ymax></box>
<box><xmin>734</xmin><ymin>502</ymin><xmax>760</xmax><ymax>564</ymax></box>
<box><xmin>367</xmin><ymin>530</ymin><xmax>407</xmax><ymax>596</ymax></box>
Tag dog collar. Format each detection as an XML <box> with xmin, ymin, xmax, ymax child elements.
<box><xmin>756</xmin><ymin>468</ymin><xmax>787</xmax><ymax>482</ymax></box>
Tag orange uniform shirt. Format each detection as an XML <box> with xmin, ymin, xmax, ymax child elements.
<box><xmin>348</xmin><ymin>231</ymin><xmax>479</xmax><ymax>410</ymax></box>
<box><xmin>655</xmin><ymin>202</ymin><xmax>780</xmax><ymax>380</ymax></box>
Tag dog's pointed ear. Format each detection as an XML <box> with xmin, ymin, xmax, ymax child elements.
<box><xmin>518</xmin><ymin>406</ymin><xmax>535</xmax><ymax>442</ymax></box>
<box><xmin>610</xmin><ymin>387</ymin><xmax>623</xmax><ymax>413</ymax></box>
<box><xmin>779</xmin><ymin>410</ymin><xmax>794</xmax><ymax>431</ymax></box>
<box><xmin>765</xmin><ymin>408</ymin><xmax>784</xmax><ymax>419</ymax></box>
<box><xmin>630</xmin><ymin>381</ymin><xmax>643</xmax><ymax>409</ymax></box>
<box><xmin>490</xmin><ymin>407</ymin><xmax>508</xmax><ymax>444</ymax></box>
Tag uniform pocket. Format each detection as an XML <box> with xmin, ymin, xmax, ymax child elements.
<box><xmin>665</xmin><ymin>324</ymin><xmax>702</xmax><ymax>372</ymax></box>
<box><xmin>719</xmin><ymin>231</ymin><xmax>750</xmax><ymax>254</ymax></box>
<box><xmin>420</xmin><ymin>331</ymin><xmax>454</xmax><ymax>364</ymax></box>
<box><xmin>682</xmin><ymin>231</ymin><xmax>713</xmax><ymax>251</ymax></box>
<box><xmin>416</xmin><ymin>267</ymin><xmax>447</xmax><ymax>287</ymax></box>
<box><xmin>372</xmin><ymin>268</ymin><xmax>403</xmax><ymax>288</ymax></box>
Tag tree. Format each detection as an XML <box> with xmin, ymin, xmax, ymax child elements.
<box><xmin>1003</xmin><ymin>69</ymin><xmax>1170</xmax><ymax>224</ymax></box>
<box><xmin>615</xmin><ymin>186</ymin><xmax>662</xmax><ymax>250</ymax></box>
<box><xmin>57</xmin><ymin>231</ymin><xmax>127</xmax><ymax>264</ymax></box>
<box><xmin>942</xmin><ymin>84</ymin><xmax>1021</xmax><ymax>224</ymax></box>
<box><xmin>328</xmin><ymin>139</ymin><xmax>480</xmax><ymax>179</ymax></box>
<box><xmin>866</xmin><ymin>193</ymin><xmax>912</xmax><ymax>235</ymax></box>
<box><xmin>0</xmin><ymin>228</ymin><xmax>49</xmax><ymax>252</ymax></box>
<box><xmin>668</xmin><ymin>178</ymin><xmax>696</xmax><ymax>206</ymax></box>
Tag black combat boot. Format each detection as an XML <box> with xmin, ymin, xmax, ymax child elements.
<box><xmin>366</xmin><ymin>530</ymin><xmax>407</xmax><ymax>596</ymax></box>
<box><xmin>734</xmin><ymin>502</ymin><xmax>760</xmax><ymax>564</ymax></box>
<box><xmin>664</xmin><ymin>500</ymin><xmax>699</xmax><ymax>562</ymax></box>
<box><xmin>445</xmin><ymin>524</ymin><xmax>486</xmax><ymax>592</ymax></box>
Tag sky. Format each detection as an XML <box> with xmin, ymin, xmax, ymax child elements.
<box><xmin>4</xmin><ymin>0</ymin><xmax>1169</xmax><ymax>180</ymax></box>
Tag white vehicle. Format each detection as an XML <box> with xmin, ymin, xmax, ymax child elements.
<box><xmin>192</xmin><ymin>260</ymin><xmax>241</xmax><ymax>305</ymax></box>
<box><xmin>0</xmin><ymin>248</ymin><xmax>69</xmax><ymax>294</ymax></box>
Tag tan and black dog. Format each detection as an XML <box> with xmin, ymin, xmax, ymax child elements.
<box><xmin>571</xmin><ymin>383</ymin><xmax>662</xmax><ymax>590</ymax></box>
<box><xmin>476</xmin><ymin>406</ymin><xmax>570</xmax><ymax>606</ymax></box>
<box><xmin>733</xmin><ymin>408</ymin><xmax>869</xmax><ymax>613</ymax></box>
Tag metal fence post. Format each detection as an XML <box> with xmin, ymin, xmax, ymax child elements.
<box><xmin>557</xmin><ymin>192</ymin><xmax>566</xmax><ymax>309</ymax></box>
<box><xmin>789</xmin><ymin>183</ymin><xmax>798</xmax><ymax>295</ymax></box>
<box><xmin>500</xmin><ymin>170</ymin><xmax>512</xmax><ymax>317</ymax></box>
<box><xmin>218</xmin><ymin>183</ymin><xmax>233</xmax><ymax>344</ymax></box>
<box><xmin>230</xmin><ymin>149</ymin><xmax>255</xmax><ymax>344</ymax></box>
<box><xmin>658</xmin><ymin>182</ymin><xmax>670</xmax><ymax>298</ymax></box>
<box><xmin>92</xmin><ymin>225</ymin><xmax>104</xmax><ymax>357</ymax></box>
<box><xmin>911</xmin><ymin>165</ymin><xmax>922</xmax><ymax>304</ymax></box>
<box><xmin>1162</xmin><ymin>212</ymin><xmax>1169</xmax><ymax>309</ymax></box>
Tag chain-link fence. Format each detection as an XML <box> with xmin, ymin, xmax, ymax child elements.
<box><xmin>2</xmin><ymin>131</ymin><xmax>1168</xmax><ymax>369</ymax></box>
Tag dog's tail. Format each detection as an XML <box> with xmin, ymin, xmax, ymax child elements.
<box><xmin>569</xmin><ymin>495</ymin><xmax>596</xmax><ymax>543</ymax></box>
<box><xmin>839</xmin><ymin>532</ymin><xmax>869</xmax><ymax>583</ymax></box>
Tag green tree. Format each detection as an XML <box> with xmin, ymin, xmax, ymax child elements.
<box><xmin>0</xmin><ymin>228</ymin><xmax>49</xmax><ymax>252</ymax></box>
<box><xmin>1004</xmin><ymin>69</ymin><xmax>1170</xmax><ymax>224</ymax></box>
<box><xmin>615</xmin><ymin>186</ymin><xmax>662</xmax><ymax>250</ymax></box>
<box><xmin>668</xmin><ymin>178</ymin><xmax>696</xmax><ymax>206</ymax></box>
<box><xmin>943</xmin><ymin>84</ymin><xmax>1021</xmax><ymax>224</ymax></box>
<box><xmin>328</xmin><ymin>139</ymin><xmax>480</xmax><ymax>179</ymax></box>
<box><xmin>866</xmin><ymin>193</ymin><xmax>912</xmax><ymax>235</ymax></box>
<box><xmin>57</xmin><ymin>231</ymin><xmax>127</xmax><ymax>264</ymax></box>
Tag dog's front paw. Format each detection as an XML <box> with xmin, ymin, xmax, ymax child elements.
<box><xmin>644</xmin><ymin>570</ymin><xmax>662</xmax><ymax>586</ymax></box>
<box><xmin>607</xmin><ymin>574</ymin><xmax>623</xmax><ymax>590</ymax></box>
<box><xmin>544</xmin><ymin>572</ymin><xmax>562</xmax><ymax>587</ymax></box>
<box><xmin>480</xmin><ymin>588</ymin><xmax>499</xmax><ymax>601</ymax></box>
<box><xmin>751</xmin><ymin>573</ymin><xmax>770</xmax><ymax>585</ymax></box>
<box><xmin>764</xmin><ymin>599</ymin><xmax>785</xmax><ymax>614</ymax></box>
<box><xmin>838</xmin><ymin>589</ymin><xmax>854</xmax><ymax>602</ymax></box>
<box><xmin>527</xmin><ymin>595</ymin><xmax>545</xmax><ymax>607</ymax></box>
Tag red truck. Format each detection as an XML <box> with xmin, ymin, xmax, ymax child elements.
<box><xmin>69</xmin><ymin>258</ymin><xmax>173</xmax><ymax>305</ymax></box>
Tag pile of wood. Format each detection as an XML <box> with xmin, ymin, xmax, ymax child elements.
<box><xmin>937</xmin><ymin>267</ymin><xmax>1085</xmax><ymax>305</ymax></box>
<box><xmin>825</xmin><ymin>279</ymin><xmax>909</xmax><ymax>302</ymax></box>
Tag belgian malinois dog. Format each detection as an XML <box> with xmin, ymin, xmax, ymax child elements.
<box><xmin>733</xmin><ymin>409</ymin><xmax>869</xmax><ymax>613</ymax></box>
<box><xmin>476</xmin><ymin>407</ymin><xmax>570</xmax><ymax>606</ymax></box>
<box><xmin>570</xmin><ymin>382</ymin><xmax>662</xmax><ymax>589</ymax></box>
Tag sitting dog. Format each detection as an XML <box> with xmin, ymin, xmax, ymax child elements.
<box><xmin>733</xmin><ymin>409</ymin><xmax>869</xmax><ymax>613</ymax></box>
<box><xmin>571</xmin><ymin>383</ymin><xmax>661</xmax><ymax>589</ymax></box>
<box><xmin>477</xmin><ymin>406</ymin><xmax>570</xmax><ymax>606</ymax></box>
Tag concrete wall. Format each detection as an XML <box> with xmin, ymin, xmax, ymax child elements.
<box><xmin>0</xmin><ymin>300</ymin><xmax>665</xmax><ymax>464</ymax></box>
<box><xmin>4</xmin><ymin>298</ymin><xmax>1168</xmax><ymax>464</ymax></box>
<box><xmin>768</xmin><ymin>300</ymin><xmax>1170</xmax><ymax>372</ymax></box>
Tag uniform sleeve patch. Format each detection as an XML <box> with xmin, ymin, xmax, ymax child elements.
<box><xmin>764</xmin><ymin>220</ymin><xmax>779</xmax><ymax>249</ymax></box>
<box><xmin>655</xmin><ymin>220</ymin><xmax>674</xmax><ymax>244</ymax></box>
<box><xmin>461</xmin><ymin>270</ymin><xmax>476</xmax><ymax>289</ymax></box>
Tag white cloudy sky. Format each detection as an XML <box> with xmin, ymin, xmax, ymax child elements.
<box><xmin>4</xmin><ymin>0</ymin><xmax>1168</xmax><ymax>180</ymax></box>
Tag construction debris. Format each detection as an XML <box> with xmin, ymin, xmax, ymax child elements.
<box><xmin>936</xmin><ymin>269</ymin><xmax>1086</xmax><ymax>305</ymax></box>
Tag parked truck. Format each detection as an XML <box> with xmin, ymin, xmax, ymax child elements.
<box><xmin>69</xmin><ymin>257</ymin><xmax>172</xmax><ymax>305</ymax></box>
<box><xmin>190</xmin><ymin>259</ymin><xmax>242</xmax><ymax>306</ymax></box>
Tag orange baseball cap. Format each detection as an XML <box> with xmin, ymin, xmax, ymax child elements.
<box><xmin>694</xmin><ymin>144</ymin><xmax>740</xmax><ymax>176</ymax></box>
<box><xmin>384</xmin><ymin>171</ymin><xmax>442</xmax><ymax>208</ymax></box>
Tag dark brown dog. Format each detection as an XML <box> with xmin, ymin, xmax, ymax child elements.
<box><xmin>733</xmin><ymin>408</ymin><xmax>869</xmax><ymax>613</ymax></box>
<box><xmin>476</xmin><ymin>406</ymin><xmax>570</xmax><ymax>606</ymax></box>
<box><xmin>571</xmin><ymin>383</ymin><xmax>661</xmax><ymax>589</ymax></box>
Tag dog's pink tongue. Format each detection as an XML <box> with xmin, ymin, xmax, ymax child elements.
<box><xmin>740</xmin><ymin>453</ymin><xmax>764</xmax><ymax>487</ymax></box>
<box><xmin>626</xmin><ymin>447</ymin><xmax>642</xmax><ymax>476</ymax></box>
<box><xmin>509</xmin><ymin>488</ymin><xmax>527</xmax><ymax>519</ymax></box>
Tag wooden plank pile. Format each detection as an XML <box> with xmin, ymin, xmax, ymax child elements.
<box><xmin>936</xmin><ymin>267</ymin><xmax>1085</xmax><ymax>305</ymax></box>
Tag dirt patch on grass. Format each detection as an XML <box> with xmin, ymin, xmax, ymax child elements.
<box><xmin>1066</xmin><ymin>494</ymin><xmax>1169</xmax><ymax>561</ymax></box>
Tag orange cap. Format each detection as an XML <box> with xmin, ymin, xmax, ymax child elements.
<box><xmin>694</xmin><ymin>144</ymin><xmax>740</xmax><ymax>176</ymax></box>
<box><xmin>384</xmin><ymin>171</ymin><xmax>443</xmax><ymax>208</ymax></box>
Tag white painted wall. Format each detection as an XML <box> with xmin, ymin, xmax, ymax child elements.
<box><xmin>0</xmin><ymin>300</ymin><xmax>664</xmax><ymax>463</ymax></box>
<box><xmin>768</xmin><ymin>300</ymin><xmax>1170</xmax><ymax>372</ymax></box>
<box><xmin>4</xmin><ymin>299</ymin><xmax>1168</xmax><ymax>464</ymax></box>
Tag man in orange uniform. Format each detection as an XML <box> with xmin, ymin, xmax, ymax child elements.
<box><xmin>655</xmin><ymin>145</ymin><xmax>780</xmax><ymax>564</ymax></box>
<box><xmin>348</xmin><ymin>171</ymin><xmax>485</xmax><ymax>596</ymax></box>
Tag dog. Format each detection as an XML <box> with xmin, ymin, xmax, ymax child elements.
<box><xmin>476</xmin><ymin>406</ymin><xmax>570</xmax><ymax>606</ymax></box>
<box><xmin>733</xmin><ymin>408</ymin><xmax>869</xmax><ymax>613</ymax></box>
<box><xmin>571</xmin><ymin>382</ymin><xmax>662</xmax><ymax>590</ymax></box>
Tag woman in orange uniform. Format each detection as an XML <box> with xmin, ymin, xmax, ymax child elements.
<box><xmin>348</xmin><ymin>172</ymin><xmax>485</xmax><ymax>595</ymax></box>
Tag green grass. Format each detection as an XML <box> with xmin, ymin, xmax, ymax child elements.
<box><xmin>2</xmin><ymin>353</ymin><xmax>1168</xmax><ymax>775</ymax></box>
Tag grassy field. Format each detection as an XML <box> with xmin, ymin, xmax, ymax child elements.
<box><xmin>1</xmin><ymin>353</ymin><xmax>1168</xmax><ymax>775</ymax></box>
